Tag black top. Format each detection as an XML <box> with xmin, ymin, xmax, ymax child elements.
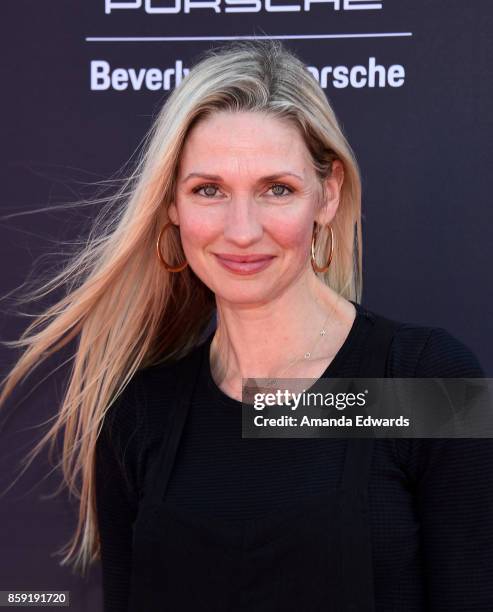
<box><xmin>95</xmin><ymin>301</ymin><xmax>493</xmax><ymax>611</ymax></box>
<box><xmin>124</xmin><ymin>302</ymin><xmax>399</xmax><ymax>612</ymax></box>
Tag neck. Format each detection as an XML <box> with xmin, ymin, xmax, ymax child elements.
<box><xmin>209</xmin><ymin>276</ymin><xmax>355</xmax><ymax>390</ymax></box>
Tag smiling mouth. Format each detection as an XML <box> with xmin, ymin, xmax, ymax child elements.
<box><xmin>213</xmin><ymin>253</ymin><xmax>276</xmax><ymax>275</ymax></box>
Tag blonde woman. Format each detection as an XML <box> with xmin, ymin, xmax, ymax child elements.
<box><xmin>2</xmin><ymin>40</ymin><xmax>492</xmax><ymax>612</ymax></box>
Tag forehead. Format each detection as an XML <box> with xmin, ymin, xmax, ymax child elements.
<box><xmin>178</xmin><ymin>111</ymin><xmax>311</xmax><ymax>175</ymax></box>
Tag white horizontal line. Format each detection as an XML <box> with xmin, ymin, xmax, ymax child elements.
<box><xmin>85</xmin><ymin>32</ymin><xmax>413</xmax><ymax>42</ymax></box>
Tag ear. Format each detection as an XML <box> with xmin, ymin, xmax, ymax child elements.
<box><xmin>167</xmin><ymin>202</ymin><xmax>180</xmax><ymax>226</ymax></box>
<box><xmin>314</xmin><ymin>160</ymin><xmax>345</xmax><ymax>226</ymax></box>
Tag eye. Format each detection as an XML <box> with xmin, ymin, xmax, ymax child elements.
<box><xmin>192</xmin><ymin>183</ymin><xmax>221</xmax><ymax>198</ymax></box>
<box><xmin>191</xmin><ymin>182</ymin><xmax>294</xmax><ymax>199</ymax></box>
<box><xmin>268</xmin><ymin>183</ymin><xmax>293</xmax><ymax>197</ymax></box>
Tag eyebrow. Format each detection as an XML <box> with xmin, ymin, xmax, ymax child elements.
<box><xmin>181</xmin><ymin>171</ymin><xmax>304</xmax><ymax>183</ymax></box>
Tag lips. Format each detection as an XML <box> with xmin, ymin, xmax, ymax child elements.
<box><xmin>214</xmin><ymin>253</ymin><xmax>274</xmax><ymax>262</ymax></box>
<box><xmin>213</xmin><ymin>253</ymin><xmax>275</xmax><ymax>275</ymax></box>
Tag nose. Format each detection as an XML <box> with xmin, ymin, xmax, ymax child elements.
<box><xmin>222</xmin><ymin>196</ymin><xmax>263</xmax><ymax>247</ymax></box>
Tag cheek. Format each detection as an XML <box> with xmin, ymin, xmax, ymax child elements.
<box><xmin>265</xmin><ymin>215</ymin><xmax>313</xmax><ymax>253</ymax></box>
<box><xmin>175</xmin><ymin>218</ymin><xmax>214</xmax><ymax>290</ymax></box>
<box><xmin>178</xmin><ymin>213</ymin><xmax>218</xmax><ymax>265</ymax></box>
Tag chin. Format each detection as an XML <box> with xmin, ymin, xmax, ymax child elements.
<box><xmin>210</xmin><ymin>283</ymin><xmax>278</xmax><ymax>307</ymax></box>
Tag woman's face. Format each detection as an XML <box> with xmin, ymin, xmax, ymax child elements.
<box><xmin>168</xmin><ymin>111</ymin><xmax>343</xmax><ymax>306</ymax></box>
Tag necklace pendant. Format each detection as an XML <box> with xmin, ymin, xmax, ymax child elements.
<box><xmin>320</xmin><ymin>329</ymin><xmax>326</xmax><ymax>336</ymax></box>
<box><xmin>304</xmin><ymin>352</ymin><xmax>311</xmax><ymax>359</ymax></box>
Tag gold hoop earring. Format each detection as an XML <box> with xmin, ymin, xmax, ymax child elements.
<box><xmin>311</xmin><ymin>223</ymin><xmax>334</xmax><ymax>274</ymax></box>
<box><xmin>156</xmin><ymin>221</ymin><xmax>188</xmax><ymax>272</ymax></box>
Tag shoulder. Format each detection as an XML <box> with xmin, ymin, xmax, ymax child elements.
<box><xmin>101</xmin><ymin>341</ymin><xmax>204</xmax><ymax>441</ymax></box>
<box><xmin>394</xmin><ymin>324</ymin><xmax>484</xmax><ymax>377</ymax></box>
<box><xmin>360</xmin><ymin>305</ymin><xmax>485</xmax><ymax>378</ymax></box>
<box><xmin>112</xmin><ymin>345</ymin><xmax>206</xmax><ymax>444</ymax></box>
<box><xmin>138</xmin><ymin>339</ymin><xmax>205</xmax><ymax>403</ymax></box>
<box><xmin>97</xmin><ymin>342</ymin><xmax>205</xmax><ymax>492</ymax></box>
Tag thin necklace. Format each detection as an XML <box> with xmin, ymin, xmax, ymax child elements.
<box><xmin>211</xmin><ymin>301</ymin><xmax>336</xmax><ymax>397</ymax></box>
<box><xmin>263</xmin><ymin>305</ymin><xmax>334</xmax><ymax>387</ymax></box>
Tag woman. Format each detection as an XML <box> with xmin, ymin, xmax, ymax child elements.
<box><xmin>1</xmin><ymin>40</ymin><xmax>492</xmax><ymax>611</ymax></box>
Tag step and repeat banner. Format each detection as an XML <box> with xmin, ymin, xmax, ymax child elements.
<box><xmin>1</xmin><ymin>2</ymin><xmax>492</xmax><ymax>610</ymax></box>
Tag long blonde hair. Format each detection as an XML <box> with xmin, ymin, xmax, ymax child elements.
<box><xmin>0</xmin><ymin>39</ymin><xmax>363</xmax><ymax>575</ymax></box>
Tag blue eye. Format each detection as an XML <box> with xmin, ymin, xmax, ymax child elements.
<box><xmin>192</xmin><ymin>183</ymin><xmax>219</xmax><ymax>198</ymax></box>
<box><xmin>269</xmin><ymin>183</ymin><xmax>293</xmax><ymax>197</ymax></box>
<box><xmin>191</xmin><ymin>183</ymin><xmax>294</xmax><ymax>199</ymax></box>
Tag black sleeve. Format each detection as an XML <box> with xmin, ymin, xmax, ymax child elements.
<box><xmin>400</xmin><ymin>327</ymin><xmax>493</xmax><ymax>610</ymax></box>
<box><xmin>95</xmin><ymin>375</ymin><xmax>144</xmax><ymax>612</ymax></box>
